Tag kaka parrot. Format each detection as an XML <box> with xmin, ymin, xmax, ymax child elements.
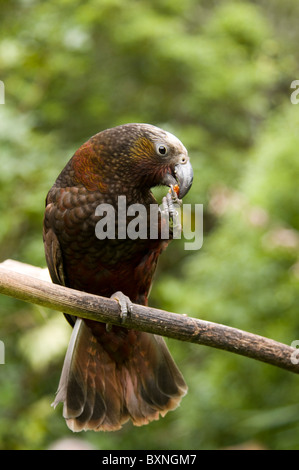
<box><xmin>43</xmin><ymin>123</ymin><xmax>193</xmax><ymax>432</ymax></box>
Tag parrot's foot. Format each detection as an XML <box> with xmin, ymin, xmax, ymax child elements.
<box><xmin>106</xmin><ymin>291</ymin><xmax>133</xmax><ymax>331</ymax></box>
<box><xmin>162</xmin><ymin>185</ymin><xmax>182</xmax><ymax>217</ymax></box>
<box><xmin>161</xmin><ymin>185</ymin><xmax>182</xmax><ymax>234</ymax></box>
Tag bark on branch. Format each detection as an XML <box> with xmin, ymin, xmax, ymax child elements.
<box><xmin>0</xmin><ymin>259</ymin><xmax>298</xmax><ymax>374</ymax></box>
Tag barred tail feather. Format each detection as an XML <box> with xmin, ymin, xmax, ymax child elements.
<box><xmin>52</xmin><ymin>318</ymin><xmax>187</xmax><ymax>432</ymax></box>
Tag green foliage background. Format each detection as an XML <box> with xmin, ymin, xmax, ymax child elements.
<box><xmin>0</xmin><ymin>0</ymin><xmax>299</xmax><ymax>450</ymax></box>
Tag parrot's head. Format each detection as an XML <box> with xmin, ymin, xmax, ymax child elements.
<box><xmin>72</xmin><ymin>123</ymin><xmax>193</xmax><ymax>200</ymax></box>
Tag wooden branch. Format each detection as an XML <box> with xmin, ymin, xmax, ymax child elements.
<box><xmin>0</xmin><ymin>259</ymin><xmax>298</xmax><ymax>374</ymax></box>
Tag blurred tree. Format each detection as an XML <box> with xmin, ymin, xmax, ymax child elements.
<box><xmin>0</xmin><ymin>0</ymin><xmax>298</xmax><ymax>450</ymax></box>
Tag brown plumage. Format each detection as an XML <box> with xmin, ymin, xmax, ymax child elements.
<box><xmin>43</xmin><ymin>123</ymin><xmax>193</xmax><ymax>431</ymax></box>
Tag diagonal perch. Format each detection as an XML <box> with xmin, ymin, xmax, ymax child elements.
<box><xmin>0</xmin><ymin>259</ymin><xmax>298</xmax><ymax>374</ymax></box>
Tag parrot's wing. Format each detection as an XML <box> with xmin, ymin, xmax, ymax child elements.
<box><xmin>43</xmin><ymin>222</ymin><xmax>76</xmax><ymax>327</ymax></box>
<box><xmin>43</xmin><ymin>226</ymin><xmax>66</xmax><ymax>287</ymax></box>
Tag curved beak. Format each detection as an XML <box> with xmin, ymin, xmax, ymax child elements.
<box><xmin>174</xmin><ymin>159</ymin><xmax>193</xmax><ymax>198</ymax></box>
<box><xmin>160</xmin><ymin>157</ymin><xmax>193</xmax><ymax>199</ymax></box>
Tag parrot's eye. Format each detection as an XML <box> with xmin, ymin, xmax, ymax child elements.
<box><xmin>156</xmin><ymin>144</ymin><xmax>168</xmax><ymax>156</ymax></box>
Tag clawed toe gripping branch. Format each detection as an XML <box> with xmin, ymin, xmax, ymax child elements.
<box><xmin>0</xmin><ymin>259</ymin><xmax>298</xmax><ymax>374</ymax></box>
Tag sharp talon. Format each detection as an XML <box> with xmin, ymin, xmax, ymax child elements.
<box><xmin>111</xmin><ymin>291</ymin><xmax>133</xmax><ymax>324</ymax></box>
